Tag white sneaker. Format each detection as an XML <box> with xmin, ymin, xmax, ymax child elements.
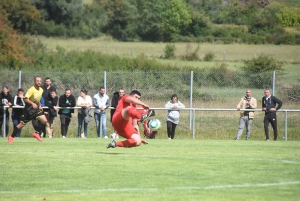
<box><xmin>104</xmin><ymin>136</ymin><xmax>108</xmax><ymax>139</ymax></box>
<box><xmin>62</xmin><ymin>136</ymin><xmax>66</xmax><ymax>138</ymax></box>
<box><xmin>49</xmin><ymin>136</ymin><xmax>52</xmax><ymax>138</ymax></box>
<box><xmin>110</xmin><ymin>133</ymin><xmax>116</xmax><ymax>138</ymax></box>
<box><xmin>168</xmin><ymin>138</ymin><xmax>171</xmax><ymax>140</ymax></box>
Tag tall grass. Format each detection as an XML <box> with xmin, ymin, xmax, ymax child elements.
<box><xmin>37</xmin><ymin>37</ymin><xmax>300</xmax><ymax>62</ymax></box>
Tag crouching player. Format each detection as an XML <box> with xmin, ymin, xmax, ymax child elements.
<box><xmin>8</xmin><ymin>76</ymin><xmax>47</xmax><ymax>143</ymax></box>
<box><xmin>106</xmin><ymin>90</ymin><xmax>154</xmax><ymax>148</ymax></box>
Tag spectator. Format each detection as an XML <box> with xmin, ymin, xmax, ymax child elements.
<box><xmin>262</xmin><ymin>89</ymin><xmax>283</xmax><ymax>141</ymax></box>
<box><xmin>41</xmin><ymin>77</ymin><xmax>56</xmax><ymax>136</ymax></box>
<box><xmin>77</xmin><ymin>89</ymin><xmax>92</xmax><ymax>138</ymax></box>
<box><xmin>93</xmin><ymin>86</ymin><xmax>110</xmax><ymax>138</ymax></box>
<box><xmin>235</xmin><ymin>90</ymin><xmax>257</xmax><ymax>140</ymax></box>
<box><xmin>8</xmin><ymin>76</ymin><xmax>47</xmax><ymax>143</ymax></box>
<box><xmin>0</xmin><ymin>86</ymin><xmax>13</xmax><ymax>137</ymax></box>
<box><xmin>110</xmin><ymin>88</ymin><xmax>125</xmax><ymax>139</ymax></box>
<box><xmin>58</xmin><ymin>88</ymin><xmax>76</xmax><ymax>138</ymax></box>
<box><xmin>165</xmin><ymin>94</ymin><xmax>185</xmax><ymax>140</ymax></box>
<box><xmin>11</xmin><ymin>88</ymin><xmax>25</xmax><ymax>138</ymax></box>
<box><xmin>44</xmin><ymin>89</ymin><xmax>58</xmax><ymax>138</ymax></box>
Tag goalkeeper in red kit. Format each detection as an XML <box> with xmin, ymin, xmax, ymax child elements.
<box><xmin>106</xmin><ymin>90</ymin><xmax>154</xmax><ymax>148</ymax></box>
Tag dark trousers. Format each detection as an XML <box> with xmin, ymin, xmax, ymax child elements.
<box><xmin>0</xmin><ymin>116</ymin><xmax>9</xmax><ymax>137</ymax></box>
<box><xmin>60</xmin><ymin>114</ymin><xmax>71</xmax><ymax>137</ymax></box>
<box><xmin>264</xmin><ymin>113</ymin><xmax>278</xmax><ymax>140</ymax></box>
<box><xmin>166</xmin><ymin>121</ymin><xmax>177</xmax><ymax>139</ymax></box>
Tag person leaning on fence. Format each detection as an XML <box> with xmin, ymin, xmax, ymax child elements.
<box><xmin>0</xmin><ymin>86</ymin><xmax>13</xmax><ymax>137</ymax></box>
<box><xmin>44</xmin><ymin>89</ymin><xmax>58</xmax><ymax>138</ymax></box>
<box><xmin>262</xmin><ymin>89</ymin><xmax>283</xmax><ymax>141</ymax></box>
<box><xmin>235</xmin><ymin>90</ymin><xmax>257</xmax><ymax>140</ymax></box>
<box><xmin>165</xmin><ymin>94</ymin><xmax>185</xmax><ymax>140</ymax></box>
<box><xmin>93</xmin><ymin>86</ymin><xmax>110</xmax><ymax>138</ymax></box>
<box><xmin>11</xmin><ymin>88</ymin><xmax>25</xmax><ymax>138</ymax></box>
<box><xmin>77</xmin><ymin>89</ymin><xmax>92</xmax><ymax>138</ymax></box>
<box><xmin>110</xmin><ymin>88</ymin><xmax>125</xmax><ymax>139</ymax></box>
<box><xmin>58</xmin><ymin>88</ymin><xmax>76</xmax><ymax>138</ymax></box>
<box><xmin>8</xmin><ymin>76</ymin><xmax>47</xmax><ymax>144</ymax></box>
<box><xmin>41</xmin><ymin>77</ymin><xmax>56</xmax><ymax>137</ymax></box>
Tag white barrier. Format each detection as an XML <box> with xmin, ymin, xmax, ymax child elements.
<box><xmin>1</xmin><ymin>106</ymin><xmax>299</xmax><ymax>140</ymax></box>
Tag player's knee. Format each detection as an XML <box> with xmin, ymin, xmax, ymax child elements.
<box><xmin>135</xmin><ymin>139</ymin><xmax>142</xmax><ymax>146</ymax></box>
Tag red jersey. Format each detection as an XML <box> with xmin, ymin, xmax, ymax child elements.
<box><xmin>115</xmin><ymin>94</ymin><xmax>136</xmax><ymax>113</ymax></box>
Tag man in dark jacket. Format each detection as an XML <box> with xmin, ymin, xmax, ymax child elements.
<box><xmin>58</xmin><ymin>88</ymin><xmax>76</xmax><ymax>138</ymax></box>
<box><xmin>41</xmin><ymin>77</ymin><xmax>56</xmax><ymax>136</ymax></box>
<box><xmin>262</xmin><ymin>89</ymin><xmax>283</xmax><ymax>141</ymax></box>
<box><xmin>45</xmin><ymin>89</ymin><xmax>58</xmax><ymax>138</ymax></box>
<box><xmin>110</xmin><ymin>88</ymin><xmax>125</xmax><ymax>138</ymax></box>
<box><xmin>0</xmin><ymin>86</ymin><xmax>13</xmax><ymax>137</ymax></box>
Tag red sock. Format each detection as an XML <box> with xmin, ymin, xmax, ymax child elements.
<box><xmin>116</xmin><ymin>139</ymin><xmax>136</xmax><ymax>148</ymax></box>
<box><xmin>127</xmin><ymin>107</ymin><xmax>144</xmax><ymax>119</ymax></box>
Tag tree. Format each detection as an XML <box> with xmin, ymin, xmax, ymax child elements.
<box><xmin>0</xmin><ymin>0</ymin><xmax>41</xmax><ymax>32</ymax></box>
<box><xmin>0</xmin><ymin>9</ymin><xmax>31</xmax><ymax>68</ymax></box>
<box><xmin>134</xmin><ymin>0</ymin><xmax>167</xmax><ymax>41</ymax></box>
<box><xmin>94</xmin><ymin>0</ymin><xmax>137</xmax><ymax>40</ymax></box>
<box><xmin>162</xmin><ymin>0</ymin><xmax>191</xmax><ymax>37</ymax></box>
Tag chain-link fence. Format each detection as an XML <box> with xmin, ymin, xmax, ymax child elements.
<box><xmin>0</xmin><ymin>70</ymin><xmax>299</xmax><ymax>140</ymax></box>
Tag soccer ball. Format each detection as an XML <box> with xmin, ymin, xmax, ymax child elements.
<box><xmin>148</xmin><ymin>119</ymin><xmax>161</xmax><ymax>131</ymax></box>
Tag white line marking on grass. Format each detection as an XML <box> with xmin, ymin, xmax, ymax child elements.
<box><xmin>1</xmin><ymin>181</ymin><xmax>299</xmax><ymax>194</ymax></box>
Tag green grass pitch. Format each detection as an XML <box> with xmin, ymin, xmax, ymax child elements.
<box><xmin>0</xmin><ymin>138</ymin><xmax>299</xmax><ymax>201</ymax></box>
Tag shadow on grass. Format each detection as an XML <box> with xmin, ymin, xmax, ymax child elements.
<box><xmin>96</xmin><ymin>152</ymin><xmax>125</xmax><ymax>155</ymax></box>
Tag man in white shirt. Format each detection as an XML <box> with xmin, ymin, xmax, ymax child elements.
<box><xmin>93</xmin><ymin>86</ymin><xmax>110</xmax><ymax>138</ymax></box>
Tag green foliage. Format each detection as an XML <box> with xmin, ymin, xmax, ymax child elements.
<box><xmin>0</xmin><ymin>0</ymin><xmax>41</xmax><ymax>32</ymax></box>
<box><xmin>242</xmin><ymin>55</ymin><xmax>284</xmax><ymax>72</ymax></box>
<box><xmin>181</xmin><ymin>44</ymin><xmax>200</xmax><ymax>61</ymax></box>
<box><xmin>162</xmin><ymin>0</ymin><xmax>192</xmax><ymax>36</ymax></box>
<box><xmin>0</xmin><ymin>10</ymin><xmax>34</xmax><ymax>68</ymax></box>
<box><xmin>164</xmin><ymin>44</ymin><xmax>176</xmax><ymax>59</ymax></box>
<box><xmin>276</xmin><ymin>7</ymin><xmax>300</xmax><ymax>27</ymax></box>
<box><xmin>242</xmin><ymin>55</ymin><xmax>284</xmax><ymax>88</ymax></box>
<box><xmin>203</xmin><ymin>52</ymin><xmax>215</xmax><ymax>61</ymax></box>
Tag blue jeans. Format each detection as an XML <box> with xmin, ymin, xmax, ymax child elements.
<box><xmin>94</xmin><ymin>112</ymin><xmax>107</xmax><ymax>138</ymax></box>
<box><xmin>11</xmin><ymin>113</ymin><xmax>22</xmax><ymax>137</ymax></box>
<box><xmin>78</xmin><ymin>113</ymin><xmax>88</xmax><ymax>137</ymax></box>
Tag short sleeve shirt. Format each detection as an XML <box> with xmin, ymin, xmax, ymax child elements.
<box><xmin>25</xmin><ymin>86</ymin><xmax>43</xmax><ymax>104</ymax></box>
<box><xmin>115</xmin><ymin>94</ymin><xmax>136</xmax><ymax>113</ymax></box>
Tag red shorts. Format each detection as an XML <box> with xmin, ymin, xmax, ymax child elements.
<box><xmin>112</xmin><ymin>111</ymin><xmax>137</xmax><ymax>139</ymax></box>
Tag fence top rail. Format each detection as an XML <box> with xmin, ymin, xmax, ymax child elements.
<box><xmin>1</xmin><ymin>106</ymin><xmax>300</xmax><ymax>112</ymax></box>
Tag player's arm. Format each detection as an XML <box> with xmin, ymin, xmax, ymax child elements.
<box><xmin>125</xmin><ymin>96</ymin><xmax>149</xmax><ymax>110</ymax></box>
<box><xmin>132</xmin><ymin>119</ymin><xmax>140</xmax><ymax>135</ymax></box>
<box><xmin>24</xmin><ymin>98</ymin><xmax>38</xmax><ymax>109</ymax></box>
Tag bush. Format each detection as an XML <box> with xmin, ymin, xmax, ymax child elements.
<box><xmin>164</xmin><ymin>44</ymin><xmax>176</xmax><ymax>59</ymax></box>
<box><xmin>241</xmin><ymin>55</ymin><xmax>284</xmax><ymax>88</ymax></box>
<box><xmin>203</xmin><ymin>52</ymin><xmax>215</xmax><ymax>61</ymax></box>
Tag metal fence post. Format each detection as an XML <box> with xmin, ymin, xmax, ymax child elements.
<box><xmin>100</xmin><ymin>112</ymin><xmax>103</xmax><ymax>138</ymax></box>
<box><xmin>3</xmin><ymin>107</ymin><xmax>6</xmax><ymax>138</ymax></box>
<box><xmin>192</xmin><ymin>109</ymin><xmax>195</xmax><ymax>139</ymax></box>
<box><xmin>272</xmin><ymin>71</ymin><xmax>275</xmax><ymax>96</ymax></box>
<box><xmin>104</xmin><ymin>71</ymin><xmax>107</xmax><ymax>89</ymax></box>
<box><xmin>18</xmin><ymin>71</ymin><xmax>22</xmax><ymax>88</ymax></box>
<box><xmin>284</xmin><ymin>111</ymin><xmax>287</xmax><ymax>141</ymax></box>
<box><xmin>190</xmin><ymin>71</ymin><xmax>193</xmax><ymax>130</ymax></box>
